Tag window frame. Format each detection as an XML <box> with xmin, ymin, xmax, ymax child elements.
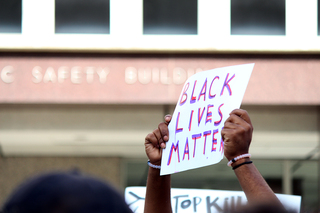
<box><xmin>0</xmin><ymin>0</ymin><xmax>319</xmax><ymax>53</ymax></box>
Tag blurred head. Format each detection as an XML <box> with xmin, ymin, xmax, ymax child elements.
<box><xmin>2</xmin><ymin>171</ymin><xmax>132</xmax><ymax>213</ymax></box>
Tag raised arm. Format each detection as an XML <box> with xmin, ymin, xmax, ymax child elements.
<box><xmin>144</xmin><ymin>115</ymin><xmax>172</xmax><ymax>213</ymax></box>
<box><xmin>221</xmin><ymin>109</ymin><xmax>284</xmax><ymax>209</ymax></box>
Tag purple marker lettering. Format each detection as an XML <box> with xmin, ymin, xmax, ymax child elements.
<box><xmin>183</xmin><ymin>137</ymin><xmax>190</xmax><ymax>161</ymax></box>
<box><xmin>180</xmin><ymin>82</ymin><xmax>189</xmax><ymax>106</ymax></box>
<box><xmin>203</xmin><ymin>130</ymin><xmax>211</xmax><ymax>155</ymax></box>
<box><xmin>190</xmin><ymin>80</ymin><xmax>197</xmax><ymax>104</ymax></box>
<box><xmin>192</xmin><ymin>133</ymin><xmax>202</xmax><ymax>158</ymax></box>
<box><xmin>167</xmin><ymin>141</ymin><xmax>180</xmax><ymax>166</ymax></box>
<box><xmin>212</xmin><ymin>129</ymin><xmax>219</xmax><ymax>152</ymax></box>
<box><xmin>189</xmin><ymin>110</ymin><xmax>194</xmax><ymax>131</ymax></box>
<box><xmin>220</xmin><ymin>73</ymin><xmax>235</xmax><ymax>96</ymax></box>
<box><xmin>198</xmin><ymin>107</ymin><xmax>206</xmax><ymax>126</ymax></box>
<box><xmin>176</xmin><ymin>112</ymin><xmax>183</xmax><ymax>134</ymax></box>
<box><xmin>209</xmin><ymin>76</ymin><xmax>219</xmax><ymax>99</ymax></box>
<box><xmin>206</xmin><ymin>104</ymin><xmax>213</xmax><ymax>124</ymax></box>
<box><xmin>198</xmin><ymin>78</ymin><xmax>207</xmax><ymax>101</ymax></box>
<box><xmin>214</xmin><ymin>103</ymin><xmax>224</xmax><ymax>126</ymax></box>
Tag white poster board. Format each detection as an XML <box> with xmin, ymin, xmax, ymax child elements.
<box><xmin>161</xmin><ymin>64</ymin><xmax>254</xmax><ymax>175</ymax></box>
<box><xmin>125</xmin><ymin>187</ymin><xmax>301</xmax><ymax>213</ymax></box>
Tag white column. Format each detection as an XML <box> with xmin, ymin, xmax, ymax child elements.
<box><xmin>286</xmin><ymin>0</ymin><xmax>318</xmax><ymax>37</ymax></box>
<box><xmin>22</xmin><ymin>0</ymin><xmax>55</xmax><ymax>35</ymax></box>
<box><xmin>110</xmin><ymin>0</ymin><xmax>143</xmax><ymax>36</ymax></box>
<box><xmin>282</xmin><ymin>160</ymin><xmax>292</xmax><ymax>195</ymax></box>
<box><xmin>198</xmin><ymin>0</ymin><xmax>230</xmax><ymax>37</ymax></box>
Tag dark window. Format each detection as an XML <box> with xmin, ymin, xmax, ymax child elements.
<box><xmin>231</xmin><ymin>0</ymin><xmax>286</xmax><ymax>35</ymax></box>
<box><xmin>143</xmin><ymin>0</ymin><xmax>197</xmax><ymax>35</ymax></box>
<box><xmin>0</xmin><ymin>0</ymin><xmax>22</xmax><ymax>33</ymax></box>
<box><xmin>318</xmin><ymin>0</ymin><xmax>320</xmax><ymax>35</ymax></box>
<box><xmin>265</xmin><ymin>178</ymin><xmax>302</xmax><ymax>196</ymax></box>
<box><xmin>55</xmin><ymin>0</ymin><xmax>110</xmax><ymax>34</ymax></box>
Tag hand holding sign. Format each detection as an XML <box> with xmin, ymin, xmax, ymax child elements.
<box><xmin>144</xmin><ymin>115</ymin><xmax>172</xmax><ymax>166</ymax></box>
<box><xmin>222</xmin><ymin>109</ymin><xmax>253</xmax><ymax>161</ymax></box>
<box><xmin>160</xmin><ymin>64</ymin><xmax>254</xmax><ymax>175</ymax></box>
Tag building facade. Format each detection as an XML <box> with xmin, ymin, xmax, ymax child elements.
<box><xmin>0</xmin><ymin>0</ymin><xmax>320</xmax><ymax>211</ymax></box>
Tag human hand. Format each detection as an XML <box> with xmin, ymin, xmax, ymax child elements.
<box><xmin>221</xmin><ymin>109</ymin><xmax>253</xmax><ymax>161</ymax></box>
<box><xmin>144</xmin><ymin>115</ymin><xmax>172</xmax><ymax>166</ymax></box>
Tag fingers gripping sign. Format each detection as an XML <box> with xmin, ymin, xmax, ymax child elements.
<box><xmin>145</xmin><ymin>115</ymin><xmax>172</xmax><ymax>166</ymax></box>
<box><xmin>221</xmin><ymin>109</ymin><xmax>253</xmax><ymax>161</ymax></box>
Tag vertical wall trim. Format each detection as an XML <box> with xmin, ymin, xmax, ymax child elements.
<box><xmin>283</xmin><ymin>160</ymin><xmax>292</xmax><ymax>194</ymax></box>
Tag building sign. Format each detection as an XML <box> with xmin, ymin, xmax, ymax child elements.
<box><xmin>0</xmin><ymin>56</ymin><xmax>320</xmax><ymax>104</ymax></box>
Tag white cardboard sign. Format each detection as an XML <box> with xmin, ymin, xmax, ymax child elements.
<box><xmin>125</xmin><ymin>187</ymin><xmax>301</xmax><ymax>213</ymax></box>
<box><xmin>160</xmin><ymin>64</ymin><xmax>254</xmax><ymax>175</ymax></box>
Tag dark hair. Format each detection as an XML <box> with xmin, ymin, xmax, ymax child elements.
<box><xmin>2</xmin><ymin>171</ymin><xmax>133</xmax><ymax>213</ymax></box>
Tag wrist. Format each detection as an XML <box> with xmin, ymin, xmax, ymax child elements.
<box><xmin>227</xmin><ymin>153</ymin><xmax>251</xmax><ymax>167</ymax></box>
<box><xmin>232</xmin><ymin>159</ymin><xmax>253</xmax><ymax>170</ymax></box>
<box><xmin>148</xmin><ymin>161</ymin><xmax>161</xmax><ymax>169</ymax></box>
<box><xmin>148</xmin><ymin>160</ymin><xmax>161</xmax><ymax>166</ymax></box>
<box><xmin>226</xmin><ymin>151</ymin><xmax>250</xmax><ymax>161</ymax></box>
<box><xmin>147</xmin><ymin>156</ymin><xmax>161</xmax><ymax>166</ymax></box>
<box><xmin>231</xmin><ymin>157</ymin><xmax>251</xmax><ymax>167</ymax></box>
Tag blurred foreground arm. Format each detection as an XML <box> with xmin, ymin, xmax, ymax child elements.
<box><xmin>144</xmin><ymin>115</ymin><xmax>172</xmax><ymax>213</ymax></box>
<box><xmin>222</xmin><ymin>109</ymin><xmax>284</xmax><ymax>209</ymax></box>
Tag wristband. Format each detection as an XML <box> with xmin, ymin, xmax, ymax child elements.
<box><xmin>147</xmin><ymin>161</ymin><xmax>161</xmax><ymax>169</ymax></box>
<box><xmin>227</xmin><ymin>153</ymin><xmax>251</xmax><ymax>167</ymax></box>
<box><xmin>232</xmin><ymin>161</ymin><xmax>253</xmax><ymax>170</ymax></box>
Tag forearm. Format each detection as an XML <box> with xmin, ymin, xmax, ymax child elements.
<box><xmin>233</xmin><ymin>159</ymin><xmax>284</xmax><ymax>208</ymax></box>
<box><xmin>144</xmin><ymin>167</ymin><xmax>172</xmax><ymax>213</ymax></box>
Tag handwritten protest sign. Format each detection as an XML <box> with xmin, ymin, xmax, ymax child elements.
<box><xmin>125</xmin><ymin>187</ymin><xmax>301</xmax><ymax>213</ymax></box>
<box><xmin>160</xmin><ymin>64</ymin><xmax>254</xmax><ymax>176</ymax></box>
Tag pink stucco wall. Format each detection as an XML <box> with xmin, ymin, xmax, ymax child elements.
<box><xmin>0</xmin><ymin>55</ymin><xmax>319</xmax><ymax>105</ymax></box>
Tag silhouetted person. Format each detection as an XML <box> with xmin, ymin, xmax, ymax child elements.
<box><xmin>2</xmin><ymin>170</ymin><xmax>133</xmax><ymax>213</ymax></box>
